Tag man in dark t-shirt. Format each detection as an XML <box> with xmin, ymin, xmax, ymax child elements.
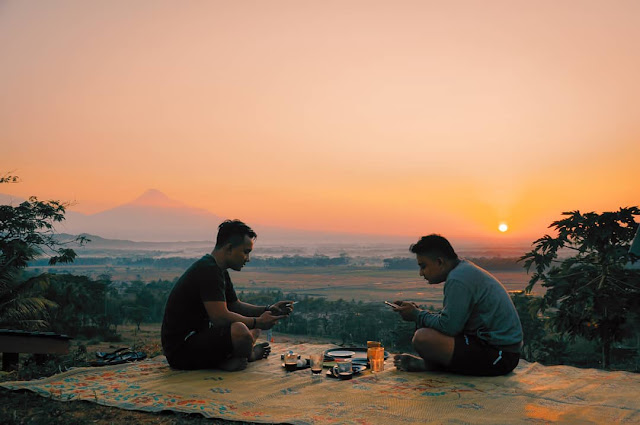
<box><xmin>161</xmin><ymin>220</ymin><xmax>293</xmax><ymax>371</ymax></box>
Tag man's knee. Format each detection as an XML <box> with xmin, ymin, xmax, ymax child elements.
<box><xmin>230</xmin><ymin>322</ymin><xmax>253</xmax><ymax>344</ymax></box>
<box><xmin>412</xmin><ymin>328</ymin><xmax>455</xmax><ymax>365</ymax></box>
<box><xmin>412</xmin><ymin>327</ymin><xmax>439</xmax><ymax>347</ymax></box>
<box><xmin>412</xmin><ymin>327</ymin><xmax>452</xmax><ymax>351</ymax></box>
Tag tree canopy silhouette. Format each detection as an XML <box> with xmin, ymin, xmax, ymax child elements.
<box><xmin>0</xmin><ymin>173</ymin><xmax>87</xmax><ymax>330</ymax></box>
<box><xmin>520</xmin><ymin>207</ymin><xmax>640</xmax><ymax>368</ymax></box>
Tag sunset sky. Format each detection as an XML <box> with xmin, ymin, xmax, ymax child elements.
<box><xmin>1</xmin><ymin>1</ymin><xmax>639</xmax><ymax>241</ymax></box>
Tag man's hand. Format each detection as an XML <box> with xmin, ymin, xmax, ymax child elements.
<box><xmin>256</xmin><ymin>311</ymin><xmax>286</xmax><ymax>330</ymax></box>
<box><xmin>269</xmin><ymin>300</ymin><xmax>295</xmax><ymax>316</ymax></box>
<box><xmin>393</xmin><ymin>300</ymin><xmax>420</xmax><ymax>322</ymax></box>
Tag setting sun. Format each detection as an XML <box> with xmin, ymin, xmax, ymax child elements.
<box><xmin>498</xmin><ymin>223</ymin><xmax>509</xmax><ymax>233</ymax></box>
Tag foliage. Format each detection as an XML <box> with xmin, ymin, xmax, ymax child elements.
<box><xmin>240</xmin><ymin>290</ymin><xmax>417</xmax><ymax>351</ymax></box>
<box><xmin>520</xmin><ymin>207</ymin><xmax>640</xmax><ymax>368</ymax></box>
<box><xmin>0</xmin><ymin>173</ymin><xmax>86</xmax><ymax>330</ymax></box>
<box><xmin>510</xmin><ymin>291</ymin><xmax>546</xmax><ymax>362</ymax></box>
<box><xmin>11</xmin><ymin>270</ymin><xmax>638</xmax><ymax>371</ymax></box>
<box><xmin>0</xmin><ymin>270</ymin><xmax>58</xmax><ymax>330</ymax></box>
<box><xmin>44</xmin><ymin>274</ymin><xmax>109</xmax><ymax>335</ymax></box>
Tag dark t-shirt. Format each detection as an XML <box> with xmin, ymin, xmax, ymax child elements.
<box><xmin>161</xmin><ymin>254</ymin><xmax>238</xmax><ymax>357</ymax></box>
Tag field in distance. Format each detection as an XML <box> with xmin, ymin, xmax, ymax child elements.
<box><xmin>234</xmin><ymin>267</ymin><xmax>533</xmax><ymax>305</ymax></box>
<box><xmin>31</xmin><ymin>263</ymin><xmax>535</xmax><ymax>306</ymax></box>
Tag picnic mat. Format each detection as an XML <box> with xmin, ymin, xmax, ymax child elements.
<box><xmin>2</xmin><ymin>342</ymin><xmax>639</xmax><ymax>424</ymax></box>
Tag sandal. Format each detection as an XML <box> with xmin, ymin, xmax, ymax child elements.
<box><xmin>95</xmin><ymin>347</ymin><xmax>131</xmax><ymax>360</ymax></box>
<box><xmin>91</xmin><ymin>350</ymin><xmax>147</xmax><ymax>367</ymax></box>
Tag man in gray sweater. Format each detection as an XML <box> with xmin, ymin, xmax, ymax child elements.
<box><xmin>392</xmin><ymin>234</ymin><xmax>523</xmax><ymax>376</ymax></box>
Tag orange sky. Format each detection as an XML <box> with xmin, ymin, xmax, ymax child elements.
<box><xmin>1</xmin><ymin>1</ymin><xmax>639</xmax><ymax>241</ymax></box>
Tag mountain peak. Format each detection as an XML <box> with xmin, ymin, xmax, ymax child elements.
<box><xmin>130</xmin><ymin>189</ymin><xmax>184</xmax><ymax>208</ymax></box>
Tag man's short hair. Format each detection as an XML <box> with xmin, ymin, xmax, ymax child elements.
<box><xmin>215</xmin><ymin>220</ymin><xmax>257</xmax><ymax>249</ymax></box>
<box><xmin>410</xmin><ymin>234</ymin><xmax>458</xmax><ymax>260</ymax></box>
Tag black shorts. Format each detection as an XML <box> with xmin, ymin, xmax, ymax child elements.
<box><xmin>447</xmin><ymin>334</ymin><xmax>520</xmax><ymax>376</ymax></box>
<box><xmin>166</xmin><ymin>324</ymin><xmax>234</xmax><ymax>370</ymax></box>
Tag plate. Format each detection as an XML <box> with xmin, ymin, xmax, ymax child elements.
<box><xmin>326</xmin><ymin>364</ymin><xmax>366</xmax><ymax>378</ymax></box>
<box><xmin>324</xmin><ymin>347</ymin><xmax>390</xmax><ymax>361</ymax></box>
<box><xmin>325</xmin><ymin>349</ymin><xmax>356</xmax><ymax>358</ymax></box>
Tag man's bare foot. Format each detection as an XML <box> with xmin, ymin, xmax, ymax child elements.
<box><xmin>248</xmin><ymin>342</ymin><xmax>271</xmax><ymax>362</ymax></box>
<box><xmin>219</xmin><ymin>356</ymin><xmax>248</xmax><ymax>371</ymax></box>
<box><xmin>393</xmin><ymin>353</ymin><xmax>429</xmax><ymax>372</ymax></box>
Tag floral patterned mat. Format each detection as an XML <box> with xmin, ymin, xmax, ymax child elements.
<box><xmin>2</xmin><ymin>342</ymin><xmax>639</xmax><ymax>424</ymax></box>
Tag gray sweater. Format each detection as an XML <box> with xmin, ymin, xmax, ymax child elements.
<box><xmin>416</xmin><ymin>259</ymin><xmax>523</xmax><ymax>350</ymax></box>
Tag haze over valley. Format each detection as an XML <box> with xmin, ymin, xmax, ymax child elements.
<box><xmin>2</xmin><ymin>189</ymin><xmax>533</xmax><ymax>258</ymax></box>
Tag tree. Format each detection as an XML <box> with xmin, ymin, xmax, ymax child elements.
<box><xmin>520</xmin><ymin>207</ymin><xmax>640</xmax><ymax>369</ymax></box>
<box><xmin>124</xmin><ymin>305</ymin><xmax>149</xmax><ymax>331</ymax></box>
<box><xmin>48</xmin><ymin>275</ymin><xmax>108</xmax><ymax>327</ymax></box>
<box><xmin>0</xmin><ymin>173</ymin><xmax>86</xmax><ymax>330</ymax></box>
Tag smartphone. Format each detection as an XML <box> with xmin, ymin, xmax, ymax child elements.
<box><xmin>384</xmin><ymin>301</ymin><xmax>400</xmax><ymax>309</ymax></box>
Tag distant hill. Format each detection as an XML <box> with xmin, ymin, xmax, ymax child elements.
<box><xmin>54</xmin><ymin>233</ymin><xmax>209</xmax><ymax>249</ymax></box>
<box><xmin>52</xmin><ymin>233</ymin><xmax>213</xmax><ymax>258</ymax></box>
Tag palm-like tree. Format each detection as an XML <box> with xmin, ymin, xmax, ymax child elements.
<box><xmin>0</xmin><ymin>266</ymin><xmax>57</xmax><ymax>330</ymax></box>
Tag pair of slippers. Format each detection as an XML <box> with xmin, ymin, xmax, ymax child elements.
<box><xmin>91</xmin><ymin>347</ymin><xmax>147</xmax><ymax>366</ymax></box>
